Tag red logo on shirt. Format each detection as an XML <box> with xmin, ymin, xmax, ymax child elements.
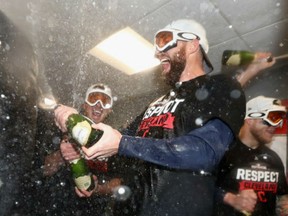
<box><xmin>138</xmin><ymin>112</ymin><xmax>175</xmax><ymax>137</ymax></box>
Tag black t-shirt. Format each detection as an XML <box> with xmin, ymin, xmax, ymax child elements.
<box><xmin>214</xmin><ymin>139</ymin><xmax>288</xmax><ymax>216</ymax></box>
<box><xmin>129</xmin><ymin>74</ymin><xmax>246</xmax><ymax>215</ymax></box>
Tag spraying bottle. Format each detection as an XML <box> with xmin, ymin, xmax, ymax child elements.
<box><xmin>222</xmin><ymin>50</ymin><xmax>272</xmax><ymax>66</ymax></box>
<box><xmin>65</xmin><ymin>113</ymin><xmax>103</xmax><ymax>191</ymax></box>
<box><xmin>40</xmin><ymin>98</ymin><xmax>102</xmax><ymax>192</ymax></box>
<box><xmin>69</xmin><ymin>156</ymin><xmax>96</xmax><ymax>191</ymax></box>
<box><xmin>41</xmin><ymin>98</ymin><xmax>103</xmax><ymax>148</ymax></box>
<box><xmin>66</xmin><ymin>113</ymin><xmax>103</xmax><ymax>148</ymax></box>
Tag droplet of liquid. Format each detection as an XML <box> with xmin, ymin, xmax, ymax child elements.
<box><xmin>112</xmin><ymin>185</ymin><xmax>131</xmax><ymax>201</ymax></box>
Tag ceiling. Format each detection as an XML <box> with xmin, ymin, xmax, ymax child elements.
<box><xmin>1</xmin><ymin>0</ymin><xmax>288</xmax><ymax>127</ymax></box>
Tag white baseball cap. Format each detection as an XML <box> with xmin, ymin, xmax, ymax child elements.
<box><xmin>164</xmin><ymin>19</ymin><xmax>209</xmax><ymax>53</ymax></box>
<box><xmin>156</xmin><ymin>19</ymin><xmax>213</xmax><ymax>73</ymax></box>
<box><xmin>245</xmin><ymin>95</ymin><xmax>286</xmax><ymax>126</ymax></box>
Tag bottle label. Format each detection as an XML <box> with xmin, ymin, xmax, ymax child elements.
<box><xmin>70</xmin><ymin>158</ymin><xmax>81</xmax><ymax>164</ymax></box>
<box><xmin>72</xmin><ymin>121</ymin><xmax>92</xmax><ymax>146</ymax></box>
<box><xmin>226</xmin><ymin>54</ymin><xmax>241</xmax><ymax>66</ymax></box>
<box><xmin>74</xmin><ymin>175</ymin><xmax>92</xmax><ymax>190</ymax></box>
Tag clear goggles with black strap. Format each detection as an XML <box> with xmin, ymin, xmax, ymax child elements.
<box><xmin>85</xmin><ymin>92</ymin><xmax>112</xmax><ymax>109</ymax></box>
<box><xmin>154</xmin><ymin>29</ymin><xmax>200</xmax><ymax>52</ymax></box>
<box><xmin>247</xmin><ymin>110</ymin><xmax>286</xmax><ymax>127</ymax></box>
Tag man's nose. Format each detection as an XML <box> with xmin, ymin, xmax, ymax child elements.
<box><xmin>93</xmin><ymin>101</ymin><xmax>102</xmax><ymax>108</ymax></box>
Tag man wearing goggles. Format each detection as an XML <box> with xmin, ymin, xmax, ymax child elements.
<box><xmin>154</xmin><ymin>25</ymin><xmax>275</xmax><ymax>88</ymax></box>
<box><xmin>245</xmin><ymin>96</ymin><xmax>286</xmax><ymax>127</ymax></box>
<box><xmin>46</xmin><ymin>84</ymin><xmax>133</xmax><ymax>215</ymax></box>
<box><xmin>153</xmin><ymin>20</ymin><xmax>214</xmax><ymax>87</ymax></box>
<box><xmin>83</xmin><ymin>83</ymin><xmax>113</xmax><ymax>123</ymax></box>
<box><xmin>214</xmin><ymin>96</ymin><xmax>288</xmax><ymax>216</ymax></box>
<box><xmin>55</xmin><ymin>19</ymin><xmax>247</xmax><ymax>215</ymax></box>
<box><xmin>154</xmin><ymin>29</ymin><xmax>200</xmax><ymax>52</ymax></box>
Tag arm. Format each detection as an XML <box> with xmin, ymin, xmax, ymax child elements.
<box><xmin>119</xmin><ymin>118</ymin><xmax>233</xmax><ymax>171</ymax></box>
<box><xmin>60</xmin><ymin>138</ymin><xmax>81</xmax><ymax>161</ymax></box>
<box><xmin>43</xmin><ymin>137</ymin><xmax>80</xmax><ymax>176</ymax></box>
<box><xmin>236</xmin><ymin>52</ymin><xmax>275</xmax><ymax>87</ymax></box>
<box><xmin>43</xmin><ymin>150</ymin><xmax>65</xmax><ymax>177</ymax></box>
<box><xmin>54</xmin><ymin>105</ymin><xmax>78</xmax><ymax>132</ymax></box>
<box><xmin>83</xmin><ymin>119</ymin><xmax>234</xmax><ymax>172</ymax></box>
<box><xmin>223</xmin><ymin>190</ymin><xmax>257</xmax><ymax>215</ymax></box>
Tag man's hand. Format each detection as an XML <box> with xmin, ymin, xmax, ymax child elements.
<box><xmin>224</xmin><ymin>189</ymin><xmax>257</xmax><ymax>214</ymax></box>
<box><xmin>60</xmin><ymin>138</ymin><xmax>81</xmax><ymax>162</ymax></box>
<box><xmin>277</xmin><ymin>195</ymin><xmax>288</xmax><ymax>216</ymax></box>
<box><xmin>237</xmin><ymin>52</ymin><xmax>276</xmax><ymax>87</ymax></box>
<box><xmin>82</xmin><ymin>122</ymin><xmax>122</xmax><ymax>160</ymax></box>
<box><xmin>54</xmin><ymin>104</ymin><xmax>78</xmax><ymax>132</ymax></box>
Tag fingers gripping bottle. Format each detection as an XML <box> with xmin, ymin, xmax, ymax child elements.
<box><xmin>66</xmin><ymin>113</ymin><xmax>103</xmax><ymax>148</ymax></box>
<box><xmin>66</xmin><ymin>113</ymin><xmax>103</xmax><ymax>191</ymax></box>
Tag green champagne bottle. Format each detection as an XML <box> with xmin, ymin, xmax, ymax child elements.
<box><xmin>222</xmin><ymin>50</ymin><xmax>256</xmax><ymax>66</ymax></box>
<box><xmin>65</xmin><ymin>113</ymin><xmax>102</xmax><ymax>192</ymax></box>
<box><xmin>66</xmin><ymin>113</ymin><xmax>103</xmax><ymax>148</ymax></box>
<box><xmin>70</xmin><ymin>157</ymin><xmax>95</xmax><ymax>191</ymax></box>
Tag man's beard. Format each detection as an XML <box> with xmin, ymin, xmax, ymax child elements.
<box><xmin>251</xmin><ymin>127</ymin><xmax>271</xmax><ymax>146</ymax></box>
<box><xmin>164</xmin><ymin>52</ymin><xmax>186</xmax><ymax>87</ymax></box>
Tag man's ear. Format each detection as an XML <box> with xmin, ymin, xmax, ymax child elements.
<box><xmin>245</xmin><ymin>118</ymin><xmax>254</xmax><ymax>126</ymax></box>
<box><xmin>187</xmin><ymin>39</ymin><xmax>200</xmax><ymax>54</ymax></box>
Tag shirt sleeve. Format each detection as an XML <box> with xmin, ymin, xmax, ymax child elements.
<box><xmin>118</xmin><ymin>118</ymin><xmax>234</xmax><ymax>172</ymax></box>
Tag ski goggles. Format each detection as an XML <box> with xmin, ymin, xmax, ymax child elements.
<box><xmin>154</xmin><ymin>29</ymin><xmax>200</xmax><ymax>52</ymax></box>
<box><xmin>247</xmin><ymin>110</ymin><xmax>286</xmax><ymax>127</ymax></box>
<box><xmin>85</xmin><ymin>92</ymin><xmax>112</xmax><ymax>109</ymax></box>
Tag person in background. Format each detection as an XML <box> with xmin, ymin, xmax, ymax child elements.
<box><xmin>43</xmin><ymin>83</ymin><xmax>113</xmax><ymax>177</ymax></box>
<box><xmin>54</xmin><ymin>19</ymin><xmax>247</xmax><ymax>215</ymax></box>
<box><xmin>213</xmin><ymin>95</ymin><xmax>288</xmax><ymax>216</ymax></box>
<box><xmin>46</xmin><ymin>83</ymin><xmax>140</xmax><ymax>215</ymax></box>
<box><xmin>0</xmin><ymin>10</ymin><xmax>51</xmax><ymax>216</ymax></box>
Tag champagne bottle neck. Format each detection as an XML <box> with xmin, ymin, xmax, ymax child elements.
<box><xmin>222</xmin><ymin>50</ymin><xmax>255</xmax><ymax>66</ymax></box>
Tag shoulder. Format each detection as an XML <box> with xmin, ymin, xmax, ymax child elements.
<box><xmin>225</xmin><ymin>140</ymin><xmax>244</xmax><ymax>155</ymax></box>
<box><xmin>220</xmin><ymin>141</ymin><xmax>247</xmax><ymax>166</ymax></box>
<box><xmin>202</xmin><ymin>74</ymin><xmax>244</xmax><ymax>102</ymax></box>
<box><xmin>210</xmin><ymin>74</ymin><xmax>242</xmax><ymax>90</ymax></box>
<box><xmin>209</xmin><ymin>75</ymin><xmax>246</xmax><ymax>135</ymax></box>
<box><xmin>190</xmin><ymin>74</ymin><xmax>245</xmax><ymax>102</ymax></box>
<box><xmin>262</xmin><ymin>145</ymin><xmax>283</xmax><ymax>162</ymax></box>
